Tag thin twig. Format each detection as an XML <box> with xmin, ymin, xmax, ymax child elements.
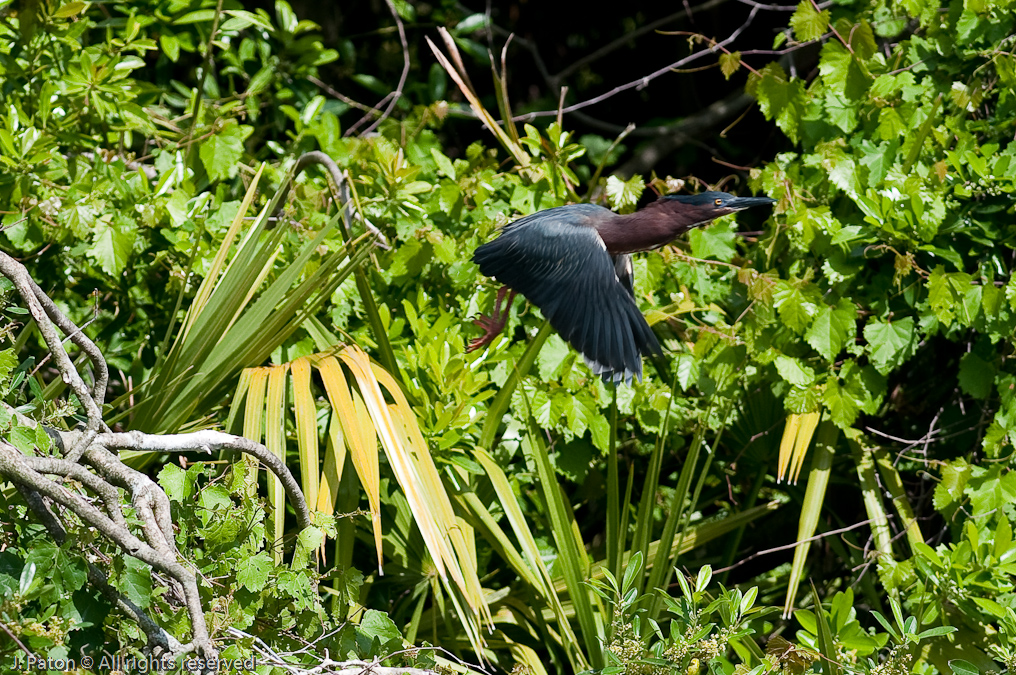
<box><xmin>508</xmin><ymin>7</ymin><xmax>760</xmax><ymax>123</ymax></box>
<box><xmin>714</xmin><ymin>519</ymin><xmax>874</xmax><ymax>573</ymax></box>
<box><xmin>306</xmin><ymin>76</ymin><xmax>376</xmax><ymax>114</ymax></box>
<box><xmin>737</xmin><ymin>0</ymin><xmax>831</xmax><ymax>9</ymax></box>
<box><xmin>0</xmin><ymin>620</ymin><xmax>33</xmax><ymax>658</ymax></box>
<box><xmin>348</xmin><ymin>0</ymin><xmax>410</xmax><ymax>136</ymax></box>
<box><xmin>551</xmin><ymin>0</ymin><xmax>732</xmax><ymax>84</ymax></box>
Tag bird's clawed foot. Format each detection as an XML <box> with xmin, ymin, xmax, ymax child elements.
<box><xmin>466</xmin><ymin>287</ymin><xmax>517</xmax><ymax>353</ymax></box>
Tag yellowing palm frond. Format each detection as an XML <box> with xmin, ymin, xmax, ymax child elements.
<box><xmin>231</xmin><ymin>346</ymin><xmax>490</xmax><ymax>655</ymax></box>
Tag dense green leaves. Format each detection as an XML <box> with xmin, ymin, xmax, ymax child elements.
<box><xmin>3</xmin><ymin>0</ymin><xmax>1016</xmax><ymax>671</ymax></box>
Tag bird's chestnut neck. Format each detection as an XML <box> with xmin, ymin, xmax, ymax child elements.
<box><xmin>596</xmin><ymin>199</ymin><xmax>716</xmax><ymax>255</ymax></box>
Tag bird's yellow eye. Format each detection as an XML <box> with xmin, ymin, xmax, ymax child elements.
<box><xmin>714</xmin><ymin>198</ymin><xmax>723</xmax><ymax>206</ymax></box>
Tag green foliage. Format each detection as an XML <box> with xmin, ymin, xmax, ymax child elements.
<box><xmin>4</xmin><ymin>0</ymin><xmax>1016</xmax><ymax>671</ymax></box>
<box><xmin>789</xmin><ymin>1</ymin><xmax>829</xmax><ymax>43</ymax></box>
<box><xmin>795</xmin><ymin>589</ymin><xmax>887</xmax><ymax>658</ymax></box>
<box><xmin>154</xmin><ymin>462</ymin><xmax>324</xmax><ymax>640</ymax></box>
<box><xmin>0</xmin><ymin>457</ymin><xmax>431</xmax><ymax>670</ymax></box>
<box><xmin>591</xmin><ymin>556</ymin><xmax>765</xmax><ymax>673</ymax></box>
<box><xmin>881</xmin><ymin>457</ymin><xmax>1016</xmax><ymax>672</ymax></box>
<box><xmin>606</xmin><ymin>174</ymin><xmax>646</xmax><ymax>213</ymax></box>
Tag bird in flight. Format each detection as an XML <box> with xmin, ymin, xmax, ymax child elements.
<box><xmin>469</xmin><ymin>191</ymin><xmax>776</xmax><ymax>384</ymax></box>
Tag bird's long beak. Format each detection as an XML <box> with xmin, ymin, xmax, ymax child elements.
<box><xmin>726</xmin><ymin>196</ymin><xmax>778</xmax><ymax>211</ymax></box>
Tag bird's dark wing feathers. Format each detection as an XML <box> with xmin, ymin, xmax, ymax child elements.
<box><xmin>613</xmin><ymin>254</ymin><xmax>634</xmax><ymax>297</ymax></box>
<box><xmin>473</xmin><ymin>207</ymin><xmax>661</xmax><ymax>384</ymax></box>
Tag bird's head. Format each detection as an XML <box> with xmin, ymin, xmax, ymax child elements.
<box><xmin>661</xmin><ymin>191</ymin><xmax>777</xmax><ymax>223</ymax></box>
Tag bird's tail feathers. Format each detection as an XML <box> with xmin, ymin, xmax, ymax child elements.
<box><xmin>583</xmin><ymin>353</ymin><xmax>642</xmax><ymax>386</ymax></box>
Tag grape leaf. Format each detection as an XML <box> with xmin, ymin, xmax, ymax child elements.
<box><xmin>199</xmin><ymin>121</ymin><xmax>251</xmax><ymax>182</ymax></box>
<box><xmin>790</xmin><ymin>0</ymin><xmax>829</xmax><ymax>42</ymax></box>
<box><xmin>864</xmin><ymin>317</ymin><xmax>917</xmax><ymax>374</ymax></box>
<box><xmin>720</xmin><ymin>52</ymin><xmax>742</xmax><ymax>79</ymax></box>
<box><xmin>805</xmin><ymin>299</ymin><xmax>856</xmax><ymax>361</ymax></box>
<box><xmin>958</xmin><ymin>352</ymin><xmax>994</xmax><ymax>399</ymax></box>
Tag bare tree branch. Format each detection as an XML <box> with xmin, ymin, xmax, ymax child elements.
<box><xmin>0</xmin><ymin>441</ymin><xmax>217</xmax><ymax>661</ymax></box>
<box><xmin>307</xmin><ymin>76</ymin><xmax>377</xmax><ymax>114</ymax></box>
<box><xmin>16</xmin><ymin>478</ymin><xmax>189</xmax><ymax>657</ymax></box>
<box><xmin>98</xmin><ymin>430</ymin><xmax>313</xmax><ymax>531</ymax></box>
<box><xmin>21</xmin><ymin>454</ymin><xmax>126</xmax><ymax>527</ymax></box>
<box><xmin>0</xmin><ymin>248</ymin><xmax>317</xmax><ymax>667</ymax></box>
<box><xmin>225</xmin><ymin>626</ymin><xmax>492</xmax><ymax>675</ymax></box>
<box><xmin>0</xmin><ymin>252</ymin><xmax>108</xmax><ymax>463</ymax></box>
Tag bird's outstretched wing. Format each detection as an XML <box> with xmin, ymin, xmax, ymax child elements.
<box><xmin>473</xmin><ymin>206</ymin><xmax>661</xmax><ymax>384</ymax></box>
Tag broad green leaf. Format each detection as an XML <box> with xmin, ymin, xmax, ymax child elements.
<box><xmin>933</xmin><ymin>458</ymin><xmax>970</xmax><ymax>511</ymax></box>
<box><xmin>236</xmin><ymin>553</ymin><xmax>273</xmax><ymax>592</ymax></box>
<box><xmin>199</xmin><ymin>121</ymin><xmax>251</xmax><ymax>182</ymax></box>
<box><xmin>859</xmin><ymin>138</ymin><xmax>899</xmax><ymax>187</ymax></box>
<box><xmin>958</xmin><ymin>352</ymin><xmax>994</xmax><ymax>399</ymax></box>
<box><xmin>606</xmin><ymin>174</ymin><xmax>644</xmax><ymax>213</ymax></box>
<box><xmin>790</xmin><ymin>0</ymin><xmax>829</xmax><ymax>42</ymax></box>
<box><xmin>870</xmin><ymin>610</ymin><xmax>898</xmax><ymax>640</ymax></box>
<box><xmin>689</xmin><ymin>220</ymin><xmax>737</xmax><ymax>262</ymax></box>
<box><xmin>824</xmin><ymin>90</ymin><xmax>858</xmax><ymax>133</ymax></box>
<box><xmin>430</xmin><ymin>147</ymin><xmax>456</xmax><ymax>179</ymax></box>
<box><xmin>864</xmin><ymin>317</ymin><xmax>917</xmax><ymax>374</ymax></box>
<box><xmin>675</xmin><ymin>353</ymin><xmax>700</xmax><ymax>391</ymax></box>
<box><xmin>360</xmin><ymin>609</ymin><xmax>403</xmax><ymax>649</ymax></box>
<box><xmin>158</xmin><ymin>464</ymin><xmax>191</xmax><ymax>502</ymax></box>
<box><xmin>222</xmin><ymin>9</ymin><xmax>274</xmax><ymax>30</ymax></box>
<box><xmin>750</xmin><ymin>62</ymin><xmax>807</xmax><ymax>143</ymax></box>
<box><xmin>928</xmin><ymin>266</ymin><xmax>973</xmax><ymax>326</ymax></box>
<box><xmin>955</xmin><ymin>11</ymin><xmax>982</xmax><ymax>43</ymax></box>
<box><xmin>174</xmin><ymin>9</ymin><xmax>217</xmax><ymax>24</ymax></box>
<box><xmin>819</xmin><ymin>41</ymin><xmax>869</xmax><ymax>100</ymax></box>
<box><xmin>89</xmin><ymin>216</ymin><xmax>136</xmax><ymax>277</ymax></box>
<box><xmin>821</xmin><ymin>144</ymin><xmax>863</xmax><ymax>197</ymax></box>
<box><xmin>913</xmin><ymin>542</ymin><xmax>944</xmax><ymax>569</ymax></box>
<box><xmin>805</xmin><ymin>299</ymin><xmax>856</xmax><ymax>361</ymax></box>
<box><xmin>19</xmin><ymin>561</ymin><xmax>36</xmax><ymax>596</ymax></box>
<box><xmin>0</xmin><ymin>350</ymin><xmax>15</xmax><ymax>388</ymax></box>
<box><xmin>720</xmin><ymin>52</ymin><xmax>742</xmax><ymax>79</ymax></box>
<box><xmin>824</xmin><ymin>378</ymin><xmax>860</xmax><ymax>429</ymax></box>
<box><xmin>849</xmin><ymin>20</ymin><xmax>877</xmax><ymax>59</ymax></box>
<box><xmin>948</xmin><ymin>659</ymin><xmax>979</xmax><ymax>675</ymax></box>
<box><xmin>775</xmin><ymin>355</ymin><xmax>816</xmax><ymax>387</ymax></box>
<box><xmin>774</xmin><ymin>284</ymin><xmax>816</xmax><ymax>333</ymax></box>
<box><xmin>9</xmin><ymin>424</ymin><xmax>36</xmax><ymax>455</ymax></box>
<box><xmin>53</xmin><ymin>1</ymin><xmax>86</xmax><ymax>18</ymax></box>
<box><xmin>695</xmin><ymin>565</ymin><xmax>712</xmax><ymax>593</ymax></box>
<box><xmin>122</xmin><ymin>557</ymin><xmax>152</xmax><ymax>609</ymax></box>
<box><xmin>160</xmin><ymin>33</ymin><xmax>180</xmax><ymax>62</ymax></box>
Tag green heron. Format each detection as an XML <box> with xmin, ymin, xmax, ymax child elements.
<box><xmin>469</xmin><ymin>191</ymin><xmax>776</xmax><ymax>384</ymax></box>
